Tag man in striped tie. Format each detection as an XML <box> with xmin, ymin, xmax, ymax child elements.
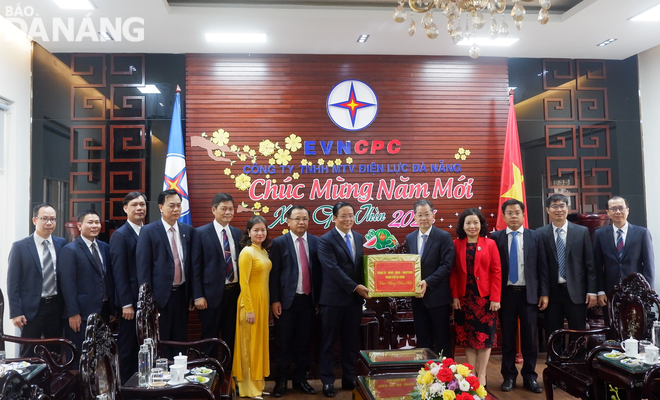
<box><xmin>191</xmin><ymin>193</ymin><xmax>242</xmax><ymax>365</ymax></box>
<box><xmin>592</xmin><ymin>196</ymin><xmax>654</xmax><ymax>320</ymax></box>
<box><xmin>537</xmin><ymin>194</ymin><xmax>597</xmax><ymax>358</ymax></box>
<box><xmin>7</xmin><ymin>204</ymin><xmax>67</xmax><ymax>357</ymax></box>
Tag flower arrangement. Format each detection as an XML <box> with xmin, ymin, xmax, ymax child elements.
<box><xmin>410</xmin><ymin>358</ymin><xmax>487</xmax><ymax>400</ymax></box>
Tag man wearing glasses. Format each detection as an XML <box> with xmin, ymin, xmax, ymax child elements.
<box><xmin>537</xmin><ymin>194</ymin><xmax>597</xmax><ymax>355</ymax></box>
<box><xmin>404</xmin><ymin>199</ymin><xmax>455</xmax><ymax>358</ymax></box>
<box><xmin>593</xmin><ymin>196</ymin><xmax>654</xmax><ymax>310</ymax></box>
<box><xmin>269</xmin><ymin>205</ymin><xmax>320</xmax><ymax>397</ymax></box>
<box><xmin>7</xmin><ymin>203</ymin><xmax>66</xmax><ymax>357</ymax></box>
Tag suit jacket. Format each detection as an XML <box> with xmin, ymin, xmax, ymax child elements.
<box><xmin>269</xmin><ymin>232</ymin><xmax>321</xmax><ymax>309</ymax></box>
<box><xmin>537</xmin><ymin>222</ymin><xmax>596</xmax><ymax>304</ymax></box>
<box><xmin>405</xmin><ymin>226</ymin><xmax>455</xmax><ymax>307</ymax></box>
<box><xmin>7</xmin><ymin>234</ymin><xmax>67</xmax><ymax>321</ymax></box>
<box><xmin>59</xmin><ymin>237</ymin><xmax>114</xmax><ymax>319</ymax></box>
<box><xmin>491</xmin><ymin>228</ymin><xmax>549</xmax><ymax>304</ymax></box>
<box><xmin>191</xmin><ymin>222</ymin><xmax>242</xmax><ymax>309</ymax></box>
<box><xmin>450</xmin><ymin>236</ymin><xmax>502</xmax><ymax>302</ymax></box>
<box><xmin>593</xmin><ymin>223</ymin><xmax>654</xmax><ymax>292</ymax></box>
<box><xmin>318</xmin><ymin>229</ymin><xmax>364</xmax><ymax>307</ymax></box>
<box><xmin>109</xmin><ymin>222</ymin><xmax>140</xmax><ymax>308</ymax></box>
<box><xmin>136</xmin><ymin>219</ymin><xmax>194</xmax><ymax>309</ymax></box>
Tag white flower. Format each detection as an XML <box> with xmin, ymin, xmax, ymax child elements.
<box><xmin>429</xmin><ymin>382</ymin><xmax>444</xmax><ymax>395</ymax></box>
<box><xmin>473</xmin><ymin>395</ymin><xmax>482</xmax><ymax>400</ymax></box>
<box><xmin>455</xmin><ymin>373</ymin><xmax>464</xmax><ymax>381</ymax></box>
<box><xmin>459</xmin><ymin>379</ymin><xmax>471</xmax><ymax>391</ymax></box>
<box><xmin>449</xmin><ymin>365</ymin><xmax>457</xmax><ymax>373</ymax></box>
<box><xmin>430</xmin><ymin>365</ymin><xmax>441</xmax><ymax>376</ymax></box>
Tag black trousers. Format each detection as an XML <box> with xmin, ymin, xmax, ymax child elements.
<box><xmin>20</xmin><ymin>296</ymin><xmax>64</xmax><ymax>358</ymax></box>
<box><xmin>198</xmin><ymin>283</ymin><xmax>239</xmax><ymax>364</ymax></box>
<box><xmin>412</xmin><ymin>299</ymin><xmax>452</xmax><ymax>358</ymax></box>
<box><xmin>158</xmin><ymin>288</ymin><xmax>189</xmax><ymax>359</ymax></box>
<box><xmin>65</xmin><ymin>301</ymin><xmax>111</xmax><ymax>369</ymax></box>
<box><xmin>272</xmin><ymin>294</ymin><xmax>314</xmax><ymax>384</ymax></box>
<box><xmin>499</xmin><ymin>286</ymin><xmax>539</xmax><ymax>381</ymax></box>
<box><xmin>117</xmin><ymin>309</ymin><xmax>139</xmax><ymax>384</ymax></box>
<box><xmin>545</xmin><ymin>284</ymin><xmax>587</xmax><ymax>357</ymax></box>
<box><xmin>318</xmin><ymin>302</ymin><xmax>362</xmax><ymax>385</ymax></box>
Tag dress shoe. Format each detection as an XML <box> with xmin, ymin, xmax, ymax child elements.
<box><xmin>273</xmin><ymin>381</ymin><xmax>286</xmax><ymax>397</ymax></box>
<box><xmin>524</xmin><ymin>379</ymin><xmax>543</xmax><ymax>393</ymax></box>
<box><xmin>293</xmin><ymin>380</ymin><xmax>317</xmax><ymax>394</ymax></box>
<box><xmin>500</xmin><ymin>378</ymin><xmax>515</xmax><ymax>392</ymax></box>
<box><xmin>322</xmin><ymin>384</ymin><xmax>335</xmax><ymax>397</ymax></box>
<box><xmin>341</xmin><ymin>379</ymin><xmax>355</xmax><ymax>390</ymax></box>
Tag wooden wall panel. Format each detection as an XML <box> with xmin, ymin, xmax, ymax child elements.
<box><xmin>185</xmin><ymin>54</ymin><xmax>509</xmax><ymax>244</ymax></box>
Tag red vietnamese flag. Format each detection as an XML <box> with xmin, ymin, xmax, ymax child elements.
<box><xmin>496</xmin><ymin>91</ymin><xmax>529</xmax><ymax>231</ymax></box>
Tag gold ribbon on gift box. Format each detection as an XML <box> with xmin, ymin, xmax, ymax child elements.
<box><xmin>364</xmin><ymin>254</ymin><xmax>421</xmax><ymax>297</ymax></box>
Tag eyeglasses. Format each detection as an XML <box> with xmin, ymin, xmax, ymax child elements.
<box><xmin>289</xmin><ymin>217</ymin><xmax>309</xmax><ymax>222</ymax></box>
<box><xmin>415</xmin><ymin>212</ymin><xmax>434</xmax><ymax>219</ymax></box>
<box><xmin>37</xmin><ymin>217</ymin><xmax>57</xmax><ymax>223</ymax></box>
<box><xmin>608</xmin><ymin>207</ymin><xmax>628</xmax><ymax>213</ymax></box>
<box><xmin>549</xmin><ymin>204</ymin><xmax>567</xmax><ymax>210</ymax></box>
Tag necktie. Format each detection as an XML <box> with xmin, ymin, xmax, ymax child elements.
<box><xmin>419</xmin><ymin>234</ymin><xmax>428</xmax><ymax>258</ymax></box>
<box><xmin>42</xmin><ymin>240</ymin><xmax>56</xmax><ymax>296</ymax></box>
<box><xmin>223</xmin><ymin>229</ymin><xmax>234</xmax><ymax>283</ymax></box>
<box><xmin>91</xmin><ymin>242</ymin><xmax>108</xmax><ymax>300</ymax></box>
<box><xmin>616</xmin><ymin>228</ymin><xmax>624</xmax><ymax>259</ymax></box>
<box><xmin>509</xmin><ymin>231</ymin><xmax>519</xmax><ymax>284</ymax></box>
<box><xmin>169</xmin><ymin>227</ymin><xmax>182</xmax><ymax>285</ymax></box>
<box><xmin>345</xmin><ymin>234</ymin><xmax>353</xmax><ymax>261</ymax></box>
<box><xmin>556</xmin><ymin>228</ymin><xmax>566</xmax><ymax>279</ymax></box>
<box><xmin>298</xmin><ymin>237</ymin><xmax>311</xmax><ymax>295</ymax></box>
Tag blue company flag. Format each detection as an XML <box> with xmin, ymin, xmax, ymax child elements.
<box><xmin>163</xmin><ymin>86</ymin><xmax>191</xmax><ymax>224</ymax></box>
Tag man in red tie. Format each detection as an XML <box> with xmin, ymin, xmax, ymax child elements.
<box><xmin>191</xmin><ymin>193</ymin><xmax>243</xmax><ymax>365</ymax></box>
<box><xmin>269</xmin><ymin>206</ymin><xmax>320</xmax><ymax>397</ymax></box>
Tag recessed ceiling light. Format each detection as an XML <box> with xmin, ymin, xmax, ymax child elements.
<box><xmin>457</xmin><ymin>37</ymin><xmax>519</xmax><ymax>47</ymax></box>
<box><xmin>137</xmin><ymin>85</ymin><xmax>160</xmax><ymax>94</ymax></box>
<box><xmin>53</xmin><ymin>0</ymin><xmax>94</xmax><ymax>9</ymax></box>
<box><xmin>357</xmin><ymin>34</ymin><xmax>370</xmax><ymax>43</ymax></box>
<box><xmin>630</xmin><ymin>3</ymin><xmax>660</xmax><ymax>21</ymax></box>
<box><xmin>597</xmin><ymin>38</ymin><xmax>617</xmax><ymax>47</ymax></box>
<box><xmin>205</xmin><ymin>33</ymin><xmax>267</xmax><ymax>43</ymax></box>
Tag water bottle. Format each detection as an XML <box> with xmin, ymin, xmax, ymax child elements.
<box><xmin>138</xmin><ymin>344</ymin><xmax>150</xmax><ymax>387</ymax></box>
<box><xmin>653</xmin><ymin>321</ymin><xmax>660</xmax><ymax>347</ymax></box>
<box><xmin>144</xmin><ymin>338</ymin><xmax>155</xmax><ymax>368</ymax></box>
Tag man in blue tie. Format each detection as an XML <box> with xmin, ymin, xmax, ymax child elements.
<box><xmin>537</xmin><ymin>194</ymin><xmax>597</xmax><ymax>357</ymax></box>
<box><xmin>492</xmin><ymin>199</ymin><xmax>548</xmax><ymax>393</ymax></box>
<box><xmin>593</xmin><ymin>196</ymin><xmax>654</xmax><ymax>309</ymax></box>
<box><xmin>317</xmin><ymin>202</ymin><xmax>370</xmax><ymax>397</ymax></box>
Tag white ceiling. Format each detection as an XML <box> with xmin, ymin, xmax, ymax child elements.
<box><xmin>3</xmin><ymin>0</ymin><xmax>660</xmax><ymax>59</ymax></box>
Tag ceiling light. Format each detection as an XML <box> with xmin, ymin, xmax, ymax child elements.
<box><xmin>392</xmin><ymin>0</ymin><xmax>549</xmax><ymax>58</ymax></box>
<box><xmin>457</xmin><ymin>37</ymin><xmax>519</xmax><ymax>46</ymax></box>
<box><xmin>53</xmin><ymin>0</ymin><xmax>94</xmax><ymax>9</ymax></box>
<box><xmin>137</xmin><ymin>85</ymin><xmax>161</xmax><ymax>94</ymax></box>
<box><xmin>357</xmin><ymin>34</ymin><xmax>370</xmax><ymax>43</ymax></box>
<box><xmin>630</xmin><ymin>3</ymin><xmax>660</xmax><ymax>21</ymax></box>
<box><xmin>597</xmin><ymin>38</ymin><xmax>617</xmax><ymax>47</ymax></box>
<box><xmin>205</xmin><ymin>33</ymin><xmax>267</xmax><ymax>43</ymax></box>
<box><xmin>98</xmin><ymin>32</ymin><xmax>114</xmax><ymax>41</ymax></box>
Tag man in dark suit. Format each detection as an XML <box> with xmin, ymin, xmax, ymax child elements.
<box><xmin>192</xmin><ymin>192</ymin><xmax>242</xmax><ymax>364</ymax></box>
<box><xmin>59</xmin><ymin>209</ymin><xmax>114</xmax><ymax>363</ymax></box>
<box><xmin>318</xmin><ymin>202</ymin><xmax>370</xmax><ymax>398</ymax></box>
<box><xmin>537</xmin><ymin>194</ymin><xmax>597</xmax><ymax>356</ymax></box>
<box><xmin>110</xmin><ymin>191</ymin><xmax>146</xmax><ymax>384</ymax></box>
<box><xmin>7</xmin><ymin>203</ymin><xmax>66</xmax><ymax>358</ymax></box>
<box><xmin>594</xmin><ymin>196</ymin><xmax>654</xmax><ymax>310</ymax></box>
<box><xmin>137</xmin><ymin>189</ymin><xmax>194</xmax><ymax>358</ymax></box>
<box><xmin>492</xmin><ymin>199</ymin><xmax>548</xmax><ymax>393</ymax></box>
<box><xmin>270</xmin><ymin>205</ymin><xmax>320</xmax><ymax>397</ymax></box>
<box><xmin>404</xmin><ymin>199</ymin><xmax>455</xmax><ymax>358</ymax></box>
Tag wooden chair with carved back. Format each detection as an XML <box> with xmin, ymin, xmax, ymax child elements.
<box><xmin>0</xmin><ymin>289</ymin><xmax>79</xmax><ymax>400</ymax></box>
<box><xmin>135</xmin><ymin>284</ymin><xmax>232</xmax><ymax>399</ymax></box>
<box><xmin>81</xmin><ymin>313</ymin><xmax>216</xmax><ymax>400</ymax></box>
<box><xmin>0</xmin><ymin>370</ymin><xmax>51</xmax><ymax>400</ymax></box>
<box><xmin>543</xmin><ymin>273</ymin><xmax>660</xmax><ymax>400</ymax></box>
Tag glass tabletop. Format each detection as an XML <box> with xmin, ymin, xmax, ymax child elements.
<box><xmin>360</xmin><ymin>348</ymin><xmax>440</xmax><ymax>365</ymax></box>
<box><xmin>357</xmin><ymin>373</ymin><xmax>418</xmax><ymax>400</ymax></box>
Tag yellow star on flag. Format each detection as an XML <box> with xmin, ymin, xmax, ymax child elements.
<box><xmin>500</xmin><ymin>163</ymin><xmax>525</xmax><ymax>200</ymax></box>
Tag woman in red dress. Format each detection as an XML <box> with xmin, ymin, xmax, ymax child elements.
<box><xmin>450</xmin><ymin>208</ymin><xmax>502</xmax><ymax>387</ymax></box>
